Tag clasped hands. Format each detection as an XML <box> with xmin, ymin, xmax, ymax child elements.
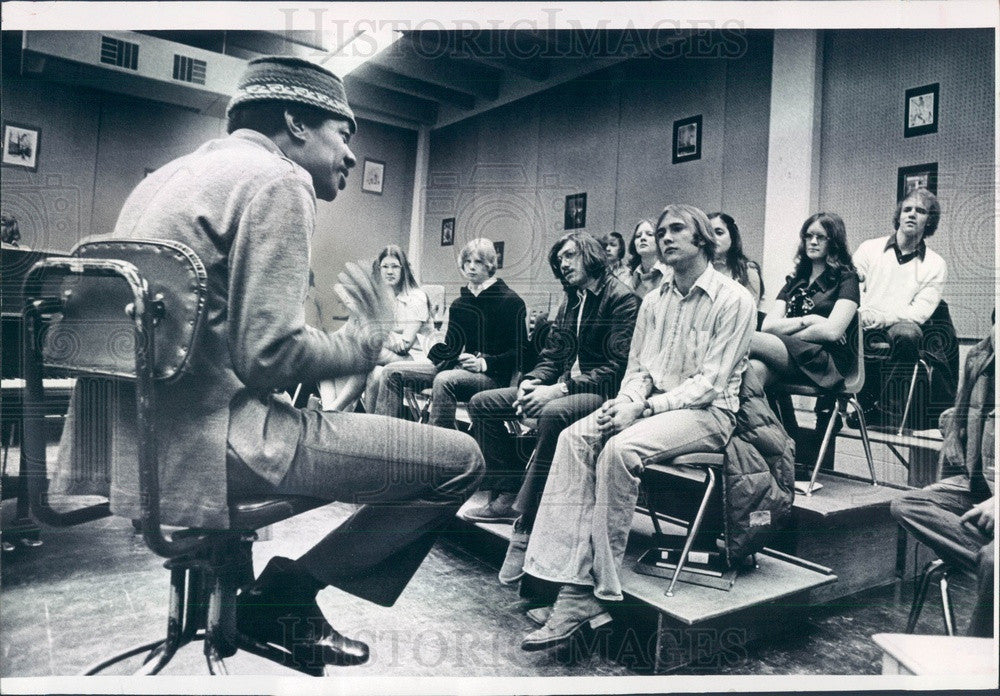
<box><xmin>595</xmin><ymin>396</ymin><xmax>645</xmax><ymax>435</ymax></box>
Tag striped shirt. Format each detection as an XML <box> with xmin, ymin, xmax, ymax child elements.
<box><xmin>618</xmin><ymin>263</ymin><xmax>756</xmax><ymax>413</ymax></box>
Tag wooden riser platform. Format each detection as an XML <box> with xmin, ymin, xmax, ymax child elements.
<box><xmin>454</xmin><ymin>492</ymin><xmax>835</xmax><ymax>673</ymax></box>
<box><xmin>780</xmin><ymin>473</ymin><xmax>910</xmax><ymax>603</ymax></box>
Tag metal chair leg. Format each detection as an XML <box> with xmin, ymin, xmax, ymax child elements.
<box><xmin>898</xmin><ymin>359</ymin><xmax>933</xmax><ymax>436</ymax></box>
<box><xmin>939</xmin><ymin>572</ymin><xmax>956</xmax><ymax>636</ymax></box>
<box><xmin>848</xmin><ymin>396</ymin><xmax>878</xmax><ymax>486</ymax></box>
<box><xmin>666</xmin><ymin>468</ymin><xmax>716</xmax><ymax>597</ymax></box>
<box><xmin>806</xmin><ymin>400</ymin><xmax>842</xmax><ymax>496</ymax></box>
<box><xmin>907</xmin><ymin>558</ymin><xmax>946</xmax><ymax>633</ymax></box>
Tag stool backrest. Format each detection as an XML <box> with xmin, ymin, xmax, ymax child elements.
<box><xmin>23</xmin><ymin>239</ymin><xmax>209</xmax><ymax>556</ymax></box>
<box><xmin>30</xmin><ymin>239</ymin><xmax>207</xmax><ymax>381</ymax></box>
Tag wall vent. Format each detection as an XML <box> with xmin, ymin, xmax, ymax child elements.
<box><xmin>172</xmin><ymin>54</ymin><xmax>206</xmax><ymax>85</ymax></box>
<box><xmin>100</xmin><ymin>35</ymin><xmax>139</xmax><ymax>70</ymax></box>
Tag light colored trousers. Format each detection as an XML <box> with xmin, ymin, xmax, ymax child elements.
<box><xmin>522</xmin><ymin>404</ymin><xmax>734</xmax><ymax>601</ymax></box>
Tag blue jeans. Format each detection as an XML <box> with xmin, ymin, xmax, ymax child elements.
<box><xmin>522</xmin><ymin>405</ymin><xmax>734</xmax><ymax>601</ymax></box>
<box><xmin>374</xmin><ymin>362</ymin><xmax>500</xmax><ymax>429</ymax></box>
<box><xmin>467</xmin><ymin>387</ymin><xmax>605</xmax><ymax>502</ymax></box>
<box><xmin>227</xmin><ymin>407</ymin><xmax>483</xmax><ymax>606</ymax></box>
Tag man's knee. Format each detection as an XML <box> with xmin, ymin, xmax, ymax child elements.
<box><xmin>888</xmin><ymin>321</ymin><xmax>923</xmax><ymax>355</ymax></box>
<box><xmin>435</xmin><ymin>430</ymin><xmax>485</xmax><ymax>491</ymax></box>
<box><xmin>467</xmin><ymin>389</ymin><xmax>497</xmax><ymax>420</ymax></box>
<box><xmin>890</xmin><ymin>489</ymin><xmax>926</xmax><ymax>524</ymax></box>
<box><xmin>432</xmin><ymin>371</ymin><xmax>457</xmax><ymax>397</ymax></box>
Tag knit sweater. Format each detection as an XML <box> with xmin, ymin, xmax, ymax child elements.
<box><xmin>427</xmin><ymin>277</ymin><xmax>527</xmax><ymax>386</ymax></box>
<box><xmin>853</xmin><ymin>234</ymin><xmax>947</xmax><ymax>327</ymax></box>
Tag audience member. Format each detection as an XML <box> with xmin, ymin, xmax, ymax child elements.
<box><xmin>748</xmin><ymin>213</ymin><xmax>860</xmax><ymax>449</ymax></box>
<box><xmin>510</xmin><ymin>204</ymin><xmax>756</xmax><ymax>651</ymax></box>
<box><xmin>852</xmin><ymin>187</ymin><xmax>957</xmax><ymax>427</ymax></box>
<box><xmin>891</xmin><ymin>325</ymin><xmax>994</xmax><ymax>637</ymax></box>
<box><xmin>465</xmin><ymin>232</ymin><xmax>639</xmax><ymax>523</ymax></box>
<box><xmin>330</xmin><ymin>244</ymin><xmax>432</xmax><ymax>412</ymax></box>
<box><xmin>56</xmin><ymin>56</ymin><xmax>484</xmax><ymax>668</ymax></box>
<box><xmin>602</xmin><ymin>231</ymin><xmax>631</xmax><ymax>285</ymax></box>
<box><xmin>626</xmin><ymin>219</ymin><xmax>670</xmax><ymax>297</ymax></box>
<box><xmin>374</xmin><ymin>238</ymin><xmax>527</xmax><ymax>428</ymax></box>
<box><xmin>708</xmin><ymin>212</ymin><xmax>764</xmax><ymax>306</ymax></box>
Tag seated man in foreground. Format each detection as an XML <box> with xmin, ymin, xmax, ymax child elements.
<box><xmin>465</xmin><ymin>231</ymin><xmax>639</xmax><ymax>522</ymax></box>
<box><xmin>509</xmin><ymin>204</ymin><xmax>756</xmax><ymax>651</ymax></box>
<box><xmin>891</xmin><ymin>325</ymin><xmax>994</xmax><ymax>638</ymax></box>
<box><xmin>58</xmin><ymin>56</ymin><xmax>484</xmax><ymax>668</ymax></box>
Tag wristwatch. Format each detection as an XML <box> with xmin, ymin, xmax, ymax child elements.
<box><xmin>640</xmin><ymin>399</ymin><xmax>653</xmax><ymax>418</ymax></box>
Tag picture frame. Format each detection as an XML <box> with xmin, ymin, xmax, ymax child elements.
<box><xmin>896</xmin><ymin>162</ymin><xmax>938</xmax><ymax>202</ymax></box>
<box><xmin>441</xmin><ymin>217</ymin><xmax>455</xmax><ymax>247</ymax></box>
<box><xmin>904</xmin><ymin>83</ymin><xmax>939</xmax><ymax>138</ymax></box>
<box><xmin>493</xmin><ymin>241</ymin><xmax>505</xmax><ymax>269</ymax></box>
<box><xmin>361</xmin><ymin>158</ymin><xmax>385</xmax><ymax>194</ymax></box>
<box><xmin>672</xmin><ymin>114</ymin><xmax>702</xmax><ymax>164</ymax></box>
<box><xmin>2</xmin><ymin>121</ymin><xmax>41</xmax><ymax>171</ymax></box>
<box><xmin>564</xmin><ymin>192</ymin><xmax>587</xmax><ymax>230</ymax></box>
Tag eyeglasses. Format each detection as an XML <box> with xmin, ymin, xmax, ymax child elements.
<box><xmin>802</xmin><ymin>232</ymin><xmax>829</xmax><ymax>243</ymax></box>
<box><xmin>380</xmin><ymin>263</ymin><xmax>402</xmax><ymax>271</ymax></box>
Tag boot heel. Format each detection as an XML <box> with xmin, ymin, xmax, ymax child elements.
<box><xmin>588</xmin><ymin>612</ymin><xmax>612</xmax><ymax>629</ymax></box>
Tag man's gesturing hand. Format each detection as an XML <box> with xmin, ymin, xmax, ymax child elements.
<box><xmin>336</xmin><ymin>262</ymin><xmax>394</xmax><ymax>358</ymax></box>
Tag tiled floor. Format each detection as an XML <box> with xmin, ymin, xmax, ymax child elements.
<box><xmin>1</xmin><ymin>494</ymin><xmax>980</xmax><ymax>680</ymax></box>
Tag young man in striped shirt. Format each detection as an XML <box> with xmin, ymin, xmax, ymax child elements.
<box><xmin>510</xmin><ymin>204</ymin><xmax>757</xmax><ymax>651</ymax></box>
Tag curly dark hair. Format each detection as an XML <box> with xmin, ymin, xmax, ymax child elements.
<box><xmin>548</xmin><ymin>232</ymin><xmax>608</xmax><ymax>285</ymax></box>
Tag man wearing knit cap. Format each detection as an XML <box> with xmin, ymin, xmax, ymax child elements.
<box><xmin>93</xmin><ymin>56</ymin><xmax>484</xmax><ymax>671</ymax></box>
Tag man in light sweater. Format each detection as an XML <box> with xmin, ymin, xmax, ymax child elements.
<box><xmin>852</xmin><ymin>187</ymin><xmax>955</xmax><ymax>426</ymax></box>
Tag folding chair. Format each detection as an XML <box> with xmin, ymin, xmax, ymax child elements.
<box><xmin>640</xmin><ymin>452</ymin><xmax>726</xmax><ymax>596</ymax></box>
<box><xmin>783</xmin><ymin>326</ymin><xmax>878</xmax><ymax>495</ymax></box>
<box><xmin>22</xmin><ymin>239</ymin><xmax>326</xmax><ymax>675</ymax></box>
<box><xmin>906</xmin><ymin>558</ymin><xmax>957</xmax><ymax>636</ymax></box>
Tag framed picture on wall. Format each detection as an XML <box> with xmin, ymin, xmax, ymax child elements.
<box><xmin>904</xmin><ymin>83</ymin><xmax>939</xmax><ymax>138</ymax></box>
<box><xmin>493</xmin><ymin>241</ymin><xmax>505</xmax><ymax>269</ymax></box>
<box><xmin>441</xmin><ymin>217</ymin><xmax>455</xmax><ymax>246</ymax></box>
<box><xmin>672</xmin><ymin>115</ymin><xmax>702</xmax><ymax>164</ymax></box>
<box><xmin>2</xmin><ymin>122</ymin><xmax>41</xmax><ymax>171</ymax></box>
<box><xmin>896</xmin><ymin>162</ymin><xmax>938</xmax><ymax>201</ymax></box>
<box><xmin>564</xmin><ymin>192</ymin><xmax>587</xmax><ymax>230</ymax></box>
<box><xmin>361</xmin><ymin>158</ymin><xmax>385</xmax><ymax>194</ymax></box>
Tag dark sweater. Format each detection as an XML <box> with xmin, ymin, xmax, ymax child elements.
<box><xmin>427</xmin><ymin>277</ymin><xmax>527</xmax><ymax>386</ymax></box>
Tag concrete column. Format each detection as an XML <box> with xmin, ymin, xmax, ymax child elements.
<box><xmin>408</xmin><ymin>124</ymin><xmax>430</xmax><ymax>280</ymax></box>
<box><xmin>761</xmin><ymin>30</ymin><xmax>824</xmax><ymax>312</ymax></box>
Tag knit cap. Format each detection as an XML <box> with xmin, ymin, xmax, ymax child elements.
<box><xmin>226</xmin><ymin>55</ymin><xmax>356</xmax><ymax>133</ymax></box>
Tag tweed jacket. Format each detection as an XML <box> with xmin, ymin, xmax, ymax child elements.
<box><xmin>56</xmin><ymin>130</ymin><xmax>377</xmax><ymax>528</ymax></box>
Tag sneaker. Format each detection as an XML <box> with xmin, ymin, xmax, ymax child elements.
<box><xmin>463</xmin><ymin>492</ymin><xmax>518</xmax><ymax>523</ymax></box>
<box><xmin>520</xmin><ymin>584</ymin><xmax>612</xmax><ymax>651</ymax></box>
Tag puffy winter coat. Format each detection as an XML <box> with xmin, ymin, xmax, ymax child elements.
<box><xmin>719</xmin><ymin>367</ymin><xmax>796</xmax><ymax>565</ymax></box>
